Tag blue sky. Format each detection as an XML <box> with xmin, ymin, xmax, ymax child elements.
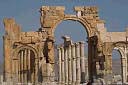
<box><xmin>0</xmin><ymin>0</ymin><xmax>128</xmax><ymax>62</ymax></box>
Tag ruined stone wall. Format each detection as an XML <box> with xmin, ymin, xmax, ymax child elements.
<box><xmin>3</xmin><ymin>18</ymin><xmax>51</xmax><ymax>83</ymax></box>
<box><xmin>3</xmin><ymin>6</ymin><xmax>128</xmax><ymax>84</ymax></box>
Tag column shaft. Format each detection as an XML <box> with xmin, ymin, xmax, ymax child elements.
<box><xmin>21</xmin><ymin>50</ymin><xmax>24</xmax><ymax>83</ymax></box>
<box><xmin>16</xmin><ymin>60</ymin><xmax>18</xmax><ymax>82</ymax></box>
<box><xmin>71</xmin><ymin>44</ymin><xmax>76</xmax><ymax>84</ymax></box>
<box><xmin>121</xmin><ymin>58</ymin><xmax>126</xmax><ymax>83</ymax></box>
<box><xmin>79</xmin><ymin>42</ymin><xmax>85</xmax><ymax>83</ymax></box>
<box><xmin>61</xmin><ymin>47</ymin><xmax>65</xmax><ymax>84</ymax></box>
<box><xmin>75</xmin><ymin>43</ymin><xmax>81</xmax><ymax>84</ymax></box>
<box><xmin>24</xmin><ymin>49</ymin><xmax>27</xmax><ymax>82</ymax></box>
<box><xmin>64</xmin><ymin>47</ymin><xmax>68</xmax><ymax>84</ymax></box>
<box><xmin>28</xmin><ymin>50</ymin><xmax>31</xmax><ymax>82</ymax></box>
<box><xmin>35</xmin><ymin>60</ymin><xmax>38</xmax><ymax>83</ymax></box>
<box><xmin>18</xmin><ymin>53</ymin><xmax>20</xmax><ymax>82</ymax></box>
<box><xmin>58</xmin><ymin>48</ymin><xmax>62</xmax><ymax>83</ymax></box>
<box><xmin>68</xmin><ymin>45</ymin><xmax>72</xmax><ymax>84</ymax></box>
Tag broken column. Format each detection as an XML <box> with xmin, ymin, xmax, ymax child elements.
<box><xmin>79</xmin><ymin>41</ymin><xmax>86</xmax><ymax>83</ymax></box>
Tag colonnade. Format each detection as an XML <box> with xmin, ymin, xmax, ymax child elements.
<box><xmin>57</xmin><ymin>37</ymin><xmax>87</xmax><ymax>84</ymax></box>
<box><xmin>13</xmin><ymin>49</ymin><xmax>36</xmax><ymax>83</ymax></box>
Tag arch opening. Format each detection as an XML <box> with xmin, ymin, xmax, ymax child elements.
<box><xmin>54</xmin><ymin>20</ymin><xmax>89</xmax><ymax>82</ymax></box>
<box><xmin>12</xmin><ymin>47</ymin><xmax>38</xmax><ymax>83</ymax></box>
<box><xmin>53</xmin><ymin>18</ymin><xmax>91</xmax><ymax>37</ymax></box>
<box><xmin>111</xmin><ymin>48</ymin><xmax>123</xmax><ymax>83</ymax></box>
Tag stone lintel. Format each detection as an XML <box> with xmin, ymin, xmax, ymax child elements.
<box><xmin>41</xmin><ymin>6</ymin><xmax>65</xmax><ymax>11</ymax></box>
<box><xmin>74</xmin><ymin>6</ymin><xmax>98</xmax><ymax>12</ymax></box>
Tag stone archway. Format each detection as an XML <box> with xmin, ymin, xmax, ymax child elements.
<box><xmin>112</xmin><ymin>47</ymin><xmax>124</xmax><ymax>83</ymax></box>
<box><xmin>4</xmin><ymin>5</ymin><xmax>128</xmax><ymax>84</ymax></box>
<box><xmin>104</xmin><ymin>42</ymin><xmax>128</xmax><ymax>83</ymax></box>
<box><xmin>40</xmin><ymin>6</ymin><xmax>104</xmax><ymax>82</ymax></box>
<box><xmin>113</xmin><ymin>43</ymin><xmax>127</xmax><ymax>83</ymax></box>
<box><xmin>12</xmin><ymin>45</ymin><xmax>39</xmax><ymax>83</ymax></box>
<box><xmin>52</xmin><ymin>17</ymin><xmax>91</xmax><ymax>37</ymax></box>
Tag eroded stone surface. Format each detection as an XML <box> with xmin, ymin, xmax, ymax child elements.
<box><xmin>3</xmin><ymin>6</ymin><xmax>128</xmax><ymax>84</ymax></box>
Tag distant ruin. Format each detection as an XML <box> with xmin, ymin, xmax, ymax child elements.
<box><xmin>3</xmin><ymin>6</ymin><xmax>128</xmax><ymax>84</ymax></box>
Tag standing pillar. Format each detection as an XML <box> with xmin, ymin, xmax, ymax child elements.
<box><xmin>79</xmin><ymin>41</ymin><xmax>86</xmax><ymax>83</ymax></box>
<box><xmin>58</xmin><ymin>48</ymin><xmax>62</xmax><ymax>84</ymax></box>
<box><xmin>15</xmin><ymin>60</ymin><xmax>18</xmax><ymax>83</ymax></box>
<box><xmin>61</xmin><ymin>47</ymin><xmax>65</xmax><ymax>84</ymax></box>
<box><xmin>122</xmin><ymin>47</ymin><xmax>127</xmax><ymax>83</ymax></box>
<box><xmin>121</xmin><ymin>57</ymin><xmax>127</xmax><ymax>83</ymax></box>
<box><xmin>71</xmin><ymin>44</ymin><xmax>76</xmax><ymax>84</ymax></box>
<box><xmin>125</xmin><ymin>47</ymin><xmax>128</xmax><ymax>82</ymax></box>
<box><xmin>68</xmin><ymin>45</ymin><xmax>72</xmax><ymax>84</ymax></box>
<box><xmin>28</xmin><ymin>50</ymin><xmax>31</xmax><ymax>82</ymax></box>
<box><xmin>24</xmin><ymin>49</ymin><xmax>27</xmax><ymax>83</ymax></box>
<box><xmin>75</xmin><ymin>43</ymin><xmax>81</xmax><ymax>84</ymax></box>
<box><xmin>35</xmin><ymin>59</ymin><xmax>39</xmax><ymax>83</ymax></box>
<box><xmin>21</xmin><ymin>50</ymin><xmax>24</xmax><ymax>83</ymax></box>
<box><xmin>64</xmin><ymin>47</ymin><xmax>68</xmax><ymax>84</ymax></box>
<box><xmin>18</xmin><ymin>53</ymin><xmax>20</xmax><ymax>82</ymax></box>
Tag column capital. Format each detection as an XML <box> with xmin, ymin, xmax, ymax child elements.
<box><xmin>79</xmin><ymin>41</ymin><xmax>85</xmax><ymax>44</ymax></box>
<box><xmin>75</xmin><ymin>43</ymin><xmax>80</xmax><ymax>47</ymax></box>
<box><xmin>57</xmin><ymin>47</ymin><xmax>61</xmax><ymax>50</ymax></box>
<box><xmin>71</xmin><ymin>44</ymin><xmax>75</xmax><ymax>47</ymax></box>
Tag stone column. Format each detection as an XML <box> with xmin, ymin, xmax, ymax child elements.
<box><xmin>18</xmin><ymin>53</ymin><xmax>20</xmax><ymax>82</ymax></box>
<box><xmin>71</xmin><ymin>44</ymin><xmax>76</xmax><ymax>84</ymax></box>
<box><xmin>75</xmin><ymin>43</ymin><xmax>81</xmax><ymax>84</ymax></box>
<box><xmin>121</xmin><ymin>57</ymin><xmax>127</xmax><ymax>83</ymax></box>
<box><xmin>68</xmin><ymin>45</ymin><xmax>72</xmax><ymax>84</ymax></box>
<box><xmin>21</xmin><ymin>50</ymin><xmax>24</xmax><ymax>83</ymax></box>
<box><xmin>35</xmin><ymin>59</ymin><xmax>39</xmax><ymax>83</ymax></box>
<box><xmin>122</xmin><ymin>47</ymin><xmax>127</xmax><ymax>83</ymax></box>
<box><xmin>58</xmin><ymin>48</ymin><xmax>61</xmax><ymax>84</ymax></box>
<box><xmin>64</xmin><ymin>47</ymin><xmax>68</xmax><ymax>84</ymax></box>
<box><xmin>61</xmin><ymin>47</ymin><xmax>65</xmax><ymax>84</ymax></box>
<box><xmin>79</xmin><ymin>41</ymin><xmax>86</xmax><ymax>83</ymax></box>
<box><xmin>125</xmin><ymin>47</ymin><xmax>128</xmax><ymax>82</ymax></box>
<box><xmin>28</xmin><ymin>50</ymin><xmax>31</xmax><ymax>82</ymax></box>
<box><xmin>24</xmin><ymin>49</ymin><xmax>27</xmax><ymax>83</ymax></box>
<box><xmin>15</xmin><ymin>60</ymin><xmax>18</xmax><ymax>83</ymax></box>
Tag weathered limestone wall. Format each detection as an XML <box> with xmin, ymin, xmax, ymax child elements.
<box><xmin>3</xmin><ymin>18</ymin><xmax>21</xmax><ymax>82</ymax></box>
<box><xmin>3</xmin><ymin>18</ymin><xmax>54</xmax><ymax>83</ymax></box>
<box><xmin>3</xmin><ymin>6</ymin><xmax>128</xmax><ymax>84</ymax></box>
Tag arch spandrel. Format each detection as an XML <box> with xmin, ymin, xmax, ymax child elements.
<box><xmin>112</xmin><ymin>42</ymin><xmax>127</xmax><ymax>57</ymax></box>
<box><xmin>103</xmin><ymin>42</ymin><xmax>126</xmax><ymax>56</ymax></box>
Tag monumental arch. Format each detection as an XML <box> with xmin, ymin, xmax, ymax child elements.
<box><xmin>3</xmin><ymin>6</ymin><xmax>128</xmax><ymax>84</ymax></box>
